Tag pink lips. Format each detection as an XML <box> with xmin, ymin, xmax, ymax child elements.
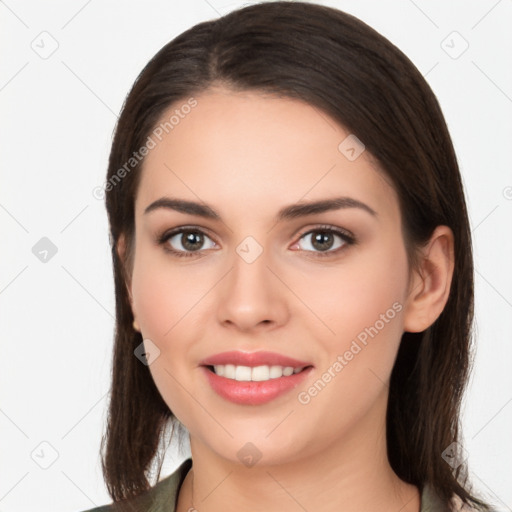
<box><xmin>200</xmin><ymin>350</ymin><xmax>311</xmax><ymax>368</ymax></box>
<box><xmin>200</xmin><ymin>351</ymin><xmax>314</xmax><ymax>406</ymax></box>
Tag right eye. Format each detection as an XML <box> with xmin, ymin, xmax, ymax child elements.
<box><xmin>158</xmin><ymin>228</ymin><xmax>217</xmax><ymax>258</ymax></box>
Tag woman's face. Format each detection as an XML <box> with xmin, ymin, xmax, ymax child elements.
<box><xmin>128</xmin><ymin>87</ymin><xmax>413</xmax><ymax>466</ymax></box>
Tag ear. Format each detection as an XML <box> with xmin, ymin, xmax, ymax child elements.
<box><xmin>402</xmin><ymin>225</ymin><xmax>455</xmax><ymax>333</ymax></box>
<box><xmin>117</xmin><ymin>234</ymin><xmax>140</xmax><ymax>332</ymax></box>
<box><xmin>116</xmin><ymin>233</ymin><xmax>132</xmax><ymax>300</ymax></box>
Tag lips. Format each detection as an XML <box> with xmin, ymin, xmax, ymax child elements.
<box><xmin>200</xmin><ymin>350</ymin><xmax>312</xmax><ymax>368</ymax></box>
<box><xmin>199</xmin><ymin>351</ymin><xmax>314</xmax><ymax>405</ymax></box>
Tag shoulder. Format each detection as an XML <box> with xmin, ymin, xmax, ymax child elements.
<box><xmin>421</xmin><ymin>484</ymin><xmax>495</xmax><ymax>512</ymax></box>
<box><xmin>449</xmin><ymin>494</ymin><xmax>494</xmax><ymax>512</ymax></box>
<box><xmin>421</xmin><ymin>483</ymin><xmax>452</xmax><ymax>512</ymax></box>
<box><xmin>79</xmin><ymin>458</ymin><xmax>193</xmax><ymax>512</ymax></box>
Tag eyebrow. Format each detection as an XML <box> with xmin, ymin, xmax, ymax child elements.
<box><xmin>144</xmin><ymin>196</ymin><xmax>377</xmax><ymax>221</ymax></box>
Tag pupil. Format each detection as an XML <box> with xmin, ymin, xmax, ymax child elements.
<box><xmin>312</xmin><ymin>231</ymin><xmax>333</xmax><ymax>251</ymax></box>
<box><xmin>182</xmin><ymin>231</ymin><xmax>203</xmax><ymax>251</ymax></box>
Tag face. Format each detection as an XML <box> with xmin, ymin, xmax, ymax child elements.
<box><xmin>127</xmin><ymin>87</ymin><xmax>413</xmax><ymax>466</ymax></box>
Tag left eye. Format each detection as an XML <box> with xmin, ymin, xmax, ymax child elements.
<box><xmin>293</xmin><ymin>228</ymin><xmax>353</xmax><ymax>255</ymax></box>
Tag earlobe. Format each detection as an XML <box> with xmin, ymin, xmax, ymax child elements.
<box><xmin>402</xmin><ymin>226</ymin><xmax>455</xmax><ymax>333</ymax></box>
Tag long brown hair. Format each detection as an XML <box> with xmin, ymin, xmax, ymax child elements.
<box><xmin>100</xmin><ymin>2</ymin><xmax>490</xmax><ymax>509</ymax></box>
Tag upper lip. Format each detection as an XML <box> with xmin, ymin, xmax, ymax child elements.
<box><xmin>200</xmin><ymin>351</ymin><xmax>313</xmax><ymax>368</ymax></box>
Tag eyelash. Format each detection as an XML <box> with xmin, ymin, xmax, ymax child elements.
<box><xmin>156</xmin><ymin>224</ymin><xmax>357</xmax><ymax>259</ymax></box>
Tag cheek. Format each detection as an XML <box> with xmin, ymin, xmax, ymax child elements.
<box><xmin>130</xmin><ymin>243</ymin><xmax>208</xmax><ymax>338</ymax></box>
<box><xmin>304</xmin><ymin>242</ymin><xmax>408</xmax><ymax>342</ymax></box>
<box><xmin>131</xmin><ymin>264</ymin><xmax>171</xmax><ymax>338</ymax></box>
<box><xmin>346</xmin><ymin>253</ymin><xmax>406</xmax><ymax>334</ymax></box>
<box><xmin>302</xmin><ymin>238</ymin><xmax>409</xmax><ymax>403</ymax></box>
<box><xmin>291</xmin><ymin>244</ymin><xmax>408</xmax><ymax>437</ymax></box>
<box><xmin>130</xmin><ymin>248</ymin><xmax>198</xmax><ymax>421</ymax></box>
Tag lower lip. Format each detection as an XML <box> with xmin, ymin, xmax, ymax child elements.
<box><xmin>201</xmin><ymin>366</ymin><xmax>313</xmax><ymax>405</ymax></box>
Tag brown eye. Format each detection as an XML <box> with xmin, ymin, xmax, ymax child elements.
<box><xmin>177</xmin><ymin>231</ymin><xmax>205</xmax><ymax>251</ymax></box>
<box><xmin>294</xmin><ymin>226</ymin><xmax>355</xmax><ymax>257</ymax></box>
<box><xmin>309</xmin><ymin>231</ymin><xmax>337</xmax><ymax>251</ymax></box>
<box><xmin>159</xmin><ymin>228</ymin><xmax>216</xmax><ymax>257</ymax></box>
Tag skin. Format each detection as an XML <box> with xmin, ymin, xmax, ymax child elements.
<box><xmin>119</xmin><ymin>87</ymin><xmax>454</xmax><ymax>512</ymax></box>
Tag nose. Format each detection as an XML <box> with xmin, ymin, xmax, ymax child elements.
<box><xmin>216</xmin><ymin>244</ymin><xmax>290</xmax><ymax>333</ymax></box>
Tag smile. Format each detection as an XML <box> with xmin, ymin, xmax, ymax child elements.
<box><xmin>207</xmin><ymin>364</ymin><xmax>308</xmax><ymax>382</ymax></box>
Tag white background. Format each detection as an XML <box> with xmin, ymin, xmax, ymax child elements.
<box><xmin>1</xmin><ymin>1</ymin><xmax>511</xmax><ymax>511</ymax></box>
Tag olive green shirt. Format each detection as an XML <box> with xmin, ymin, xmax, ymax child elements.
<box><xmin>81</xmin><ymin>458</ymin><xmax>451</xmax><ymax>512</ymax></box>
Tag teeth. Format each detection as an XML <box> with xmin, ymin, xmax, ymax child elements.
<box><xmin>212</xmin><ymin>364</ymin><xmax>305</xmax><ymax>381</ymax></box>
<box><xmin>224</xmin><ymin>364</ymin><xmax>236</xmax><ymax>379</ymax></box>
<box><xmin>252</xmin><ymin>365</ymin><xmax>269</xmax><ymax>381</ymax></box>
<box><xmin>235</xmin><ymin>365</ymin><xmax>252</xmax><ymax>381</ymax></box>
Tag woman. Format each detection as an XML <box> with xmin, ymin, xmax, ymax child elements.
<box><xmin>83</xmin><ymin>2</ymin><xmax>492</xmax><ymax>511</ymax></box>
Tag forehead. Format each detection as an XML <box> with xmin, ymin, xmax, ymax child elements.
<box><xmin>135</xmin><ymin>88</ymin><xmax>399</xmax><ymax>222</ymax></box>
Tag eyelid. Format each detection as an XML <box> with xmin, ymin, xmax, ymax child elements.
<box><xmin>156</xmin><ymin>225</ymin><xmax>218</xmax><ymax>250</ymax></box>
<box><xmin>293</xmin><ymin>224</ymin><xmax>355</xmax><ymax>244</ymax></box>
<box><xmin>290</xmin><ymin>224</ymin><xmax>356</xmax><ymax>257</ymax></box>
